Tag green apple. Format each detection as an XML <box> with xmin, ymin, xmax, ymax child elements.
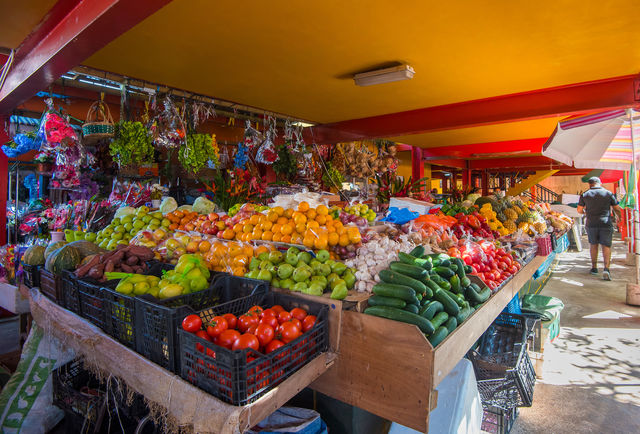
<box><xmin>142</xmin><ymin>215</ymin><xmax>152</xmax><ymax>224</ymax></box>
<box><xmin>287</xmin><ymin>246</ymin><xmax>300</xmax><ymax>257</ymax></box>
<box><xmin>152</xmin><ymin>211</ymin><xmax>163</xmax><ymax>220</ymax></box>
<box><xmin>124</xmin><ymin>222</ymin><xmax>133</xmax><ymax>232</ymax></box>
<box><xmin>122</xmin><ymin>215</ymin><xmax>134</xmax><ymax>224</ymax></box>
<box><xmin>309</xmin><ymin>259</ymin><xmax>321</xmax><ymax>268</ymax></box>
<box><xmin>84</xmin><ymin>233</ymin><xmax>96</xmax><ymax>242</ymax></box>
<box><xmin>316</xmin><ymin>249</ymin><xmax>330</xmax><ymax>263</ymax></box>
<box><xmin>330</xmin><ymin>278</ymin><xmax>345</xmax><ymax>290</ymax></box>
<box><xmin>292</xmin><ymin>267</ymin><xmax>311</xmax><ymax>283</ymax></box>
<box><xmin>112</xmin><ymin>232</ymin><xmax>123</xmax><ymax>240</ymax></box>
<box><xmin>249</xmin><ymin>257</ymin><xmax>261</xmax><ymax>271</ymax></box>
<box><xmin>99</xmin><ymin>239</ymin><xmax>109</xmax><ymax>249</ymax></box>
<box><xmin>73</xmin><ymin>230</ymin><xmax>85</xmax><ymax>241</ymax></box>
<box><xmin>130</xmin><ymin>228</ymin><xmax>138</xmax><ymax>236</ymax></box>
<box><xmin>113</xmin><ymin>225</ymin><xmax>125</xmax><ymax>234</ymax></box>
<box><xmin>285</xmin><ymin>253</ymin><xmax>299</xmax><ymax>266</ymax></box>
<box><xmin>150</xmin><ymin>218</ymin><xmax>161</xmax><ymax>226</ymax></box>
<box><xmin>106</xmin><ymin>240</ymin><xmax>118</xmax><ymax>250</ymax></box>
<box><xmin>331</xmin><ymin>262</ymin><xmax>347</xmax><ymax>275</ymax></box>
<box><xmin>137</xmin><ymin>205</ymin><xmax>150</xmax><ymax>215</ymax></box>
<box><xmin>257</xmin><ymin>269</ymin><xmax>272</xmax><ymax>281</ymax></box>
<box><xmin>161</xmin><ymin>218</ymin><xmax>171</xmax><ymax>227</ymax></box>
<box><xmin>269</xmin><ymin>251</ymin><xmax>284</xmax><ymax>264</ymax></box>
<box><xmin>297</xmin><ymin>251</ymin><xmax>312</xmax><ymax>264</ymax></box>
<box><xmin>117</xmin><ymin>240</ymin><xmax>129</xmax><ymax>246</ymax></box>
<box><xmin>245</xmin><ymin>270</ymin><xmax>259</xmax><ymax>279</ymax></box>
<box><xmin>111</xmin><ymin>217</ymin><xmax>121</xmax><ymax>226</ymax></box>
<box><xmin>330</xmin><ymin>282</ymin><xmax>348</xmax><ymax>300</ymax></box>
<box><xmin>277</xmin><ymin>263</ymin><xmax>294</xmax><ymax>279</ymax></box>
<box><xmin>318</xmin><ymin>264</ymin><xmax>332</xmax><ymax>277</ymax></box>
<box><xmin>271</xmin><ymin>278</ymin><xmax>281</xmax><ymax>288</ymax></box>
<box><xmin>292</xmin><ymin>282</ymin><xmax>307</xmax><ymax>292</ymax></box>
<box><xmin>304</xmin><ymin>282</ymin><xmax>324</xmax><ymax>296</ymax></box>
<box><xmin>343</xmin><ymin>271</ymin><xmax>356</xmax><ymax>289</ymax></box>
<box><xmin>280</xmin><ymin>278</ymin><xmax>294</xmax><ymax>289</ymax></box>
<box><xmin>133</xmin><ymin>220</ymin><xmax>145</xmax><ymax>229</ymax></box>
<box><xmin>103</xmin><ymin>227</ymin><xmax>114</xmax><ymax>236</ymax></box>
<box><xmin>258</xmin><ymin>252</ymin><xmax>270</xmax><ymax>261</ymax></box>
<box><xmin>327</xmin><ymin>272</ymin><xmax>340</xmax><ymax>285</ymax></box>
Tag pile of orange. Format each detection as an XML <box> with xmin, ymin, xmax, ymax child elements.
<box><xmin>225</xmin><ymin>202</ymin><xmax>361</xmax><ymax>250</ymax></box>
<box><xmin>203</xmin><ymin>242</ymin><xmax>275</xmax><ymax>276</ymax></box>
<box><xmin>165</xmin><ymin>210</ymin><xmax>199</xmax><ymax>231</ymax></box>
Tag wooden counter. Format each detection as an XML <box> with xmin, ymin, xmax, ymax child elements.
<box><xmin>310</xmin><ymin>255</ymin><xmax>546</xmax><ymax>432</ymax></box>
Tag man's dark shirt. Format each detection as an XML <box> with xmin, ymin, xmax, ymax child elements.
<box><xmin>578</xmin><ymin>186</ymin><xmax>618</xmax><ymax>228</ymax></box>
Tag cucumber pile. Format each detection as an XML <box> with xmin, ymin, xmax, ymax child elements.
<box><xmin>364</xmin><ymin>245</ymin><xmax>491</xmax><ymax>347</ymax></box>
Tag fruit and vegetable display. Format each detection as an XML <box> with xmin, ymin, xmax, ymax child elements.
<box><xmin>181</xmin><ymin>303</ymin><xmax>317</xmax><ymax>352</ymax></box>
<box><xmin>364</xmin><ymin>246</ymin><xmax>491</xmax><ymax>347</ymax></box>
<box><xmin>243</xmin><ymin>247</ymin><xmax>355</xmax><ymax>300</ymax></box>
<box><xmin>43</xmin><ymin>240</ymin><xmax>106</xmax><ymax>275</ymax></box>
<box><xmin>330</xmin><ymin>203</ymin><xmax>377</xmax><ymax>224</ymax></box>
<box><xmin>93</xmin><ymin>206</ymin><xmax>171</xmax><ymax>251</ymax></box>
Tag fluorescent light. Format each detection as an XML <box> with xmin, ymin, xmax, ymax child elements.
<box><xmin>293</xmin><ymin>121</ymin><xmax>315</xmax><ymax>128</ymax></box>
<box><xmin>354</xmin><ymin>64</ymin><xmax>415</xmax><ymax>87</ymax></box>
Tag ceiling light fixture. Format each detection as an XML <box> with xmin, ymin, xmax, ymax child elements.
<box><xmin>354</xmin><ymin>64</ymin><xmax>415</xmax><ymax>87</ymax></box>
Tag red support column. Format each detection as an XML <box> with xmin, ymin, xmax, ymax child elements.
<box><xmin>0</xmin><ymin>116</ymin><xmax>8</xmax><ymax>245</ymax></box>
<box><xmin>481</xmin><ymin>171</ymin><xmax>489</xmax><ymax>196</ymax></box>
<box><xmin>462</xmin><ymin>161</ymin><xmax>471</xmax><ymax>187</ymax></box>
<box><xmin>412</xmin><ymin>145</ymin><xmax>424</xmax><ymax>181</ymax></box>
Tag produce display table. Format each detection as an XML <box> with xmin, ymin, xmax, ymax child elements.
<box><xmin>28</xmin><ymin>288</ymin><xmax>338</xmax><ymax>434</ymax></box>
<box><xmin>310</xmin><ymin>256</ymin><xmax>546</xmax><ymax>432</ymax></box>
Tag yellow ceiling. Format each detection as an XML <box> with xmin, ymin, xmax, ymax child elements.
<box><xmin>0</xmin><ymin>0</ymin><xmax>57</xmax><ymax>49</ymax></box>
<box><xmin>390</xmin><ymin>117</ymin><xmax>563</xmax><ymax>148</ymax></box>
<box><xmin>84</xmin><ymin>0</ymin><xmax>640</xmax><ymax>126</ymax></box>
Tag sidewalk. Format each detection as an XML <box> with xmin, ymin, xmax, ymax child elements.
<box><xmin>512</xmin><ymin>237</ymin><xmax>640</xmax><ymax>433</ymax></box>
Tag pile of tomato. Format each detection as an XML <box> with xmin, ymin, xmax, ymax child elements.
<box><xmin>181</xmin><ymin>305</ymin><xmax>317</xmax><ymax>355</ymax></box>
<box><xmin>447</xmin><ymin>240</ymin><xmax>522</xmax><ymax>290</ymax></box>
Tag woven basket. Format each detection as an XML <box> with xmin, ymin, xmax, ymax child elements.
<box><xmin>82</xmin><ymin>100</ymin><xmax>115</xmax><ymax>143</ymax></box>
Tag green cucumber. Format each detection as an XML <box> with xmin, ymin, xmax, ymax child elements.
<box><xmin>465</xmin><ymin>285</ymin><xmax>491</xmax><ymax>304</ymax></box>
<box><xmin>389</xmin><ymin>262</ymin><xmax>428</xmax><ymax>281</ymax></box>
<box><xmin>445</xmin><ymin>316</ymin><xmax>458</xmax><ymax>333</ymax></box>
<box><xmin>419</xmin><ymin>300</ymin><xmax>443</xmax><ymax>320</ymax></box>
<box><xmin>434</xmin><ymin>266</ymin><xmax>455</xmax><ymax>279</ymax></box>
<box><xmin>437</xmin><ymin>280</ymin><xmax>451</xmax><ymax>291</ymax></box>
<box><xmin>404</xmin><ymin>304</ymin><xmax>420</xmax><ymax>314</ymax></box>
<box><xmin>470</xmin><ymin>282</ymin><xmax>481</xmax><ymax>292</ymax></box>
<box><xmin>455</xmin><ymin>306</ymin><xmax>474</xmax><ymax>323</ymax></box>
<box><xmin>464</xmin><ymin>265</ymin><xmax>473</xmax><ymax>274</ymax></box>
<box><xmin>444</xmin><ymin>290</ymin><xmax>467</xmax><ymax>308</ymax></box>
<box><xmin>428</xmin><ymin>253</ymin><xmax>450</xmax><ymax>262</ymax></box>
<box><xmin>364</xmin><ymin>306</ymin><xmax>435</xmax><ymax>334</ymax></box>
<box><xmin>449</xmin><ymin>264</ymin><xmax>458</xmax><ymax>272</ymax></box>
<box><xmin>368</xmin><ymin>295</ymin><xmax>406</xmax><ymax>309</ymax></box>
<box><xmin>416</xmin><ymin>293</ymin><xmax>423</xmax><ymax>301</ymax></box>
<box><xmin>453</xmin><ymin>258</ymin><xmax>466</xmax><ymax>279</ymax></box>
<box><xmin>409</xmin><ymin>245</ymin><xmax>425</xmax><ymax>258</ymax></box>
<box><xmin>450</xmin><ymin>275</ymin><xmax>461</xmax><ymax>293</ymax></box>
<box><xmin>398</xmin><ymin>252</ymin><xmax>433</xmax><ymax>271</ymax></box>
<box><xmin>461</xmin><ymin>277</ymin><xmax>471</xmax><ymax>288</ymax></box>
<box><xmin>425</xmin><ymin>279</ymin><xmax>441</xmax><ymax>295</ymax></box>
<box><xmin>372</xmin><ymin>283</ymin><xmax>417</xmax><ymax>303</ymax></box>
<box><xmin>428</xmin><ymin>326</ymin><xmax>449</xmax><ymax>347</ymax></box>
<box><xmin>379</xmin><ymin>269</ymin><xmax>427</xmax><ymax>295</ymax></box>
<box><xmin>431</xmin><ymin>311</ymin><xmax>449</xmax><ymax>329</ymax></box>
<box><xmin>434</xmin><ymin>289</ymin><xmax>460</xmax><ymax>316</ymax></box>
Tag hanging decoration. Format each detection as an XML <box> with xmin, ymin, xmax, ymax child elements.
<box><xmin>243</xmin><ymin>120</ymin><xmax>263</xmax><ymax>150</ymax></box>
<box><xmin>179</xmin><ymin>133</ymin><xmax>220</xmax><ymax>174</ymax></box>
<box><xmin>233</xmin><ymin>141</ymin><xmax>249</xmax><ymax>169</ymax></box>
<box><xmin>109</xmin><ymin>121</ymin><xmax>154</xmax><ymax>167</ymax></box>
<box><xmin>255</xmin><ymin>115</ymin><xmax>279</xmax><ymax>164</ymax></box>
<box><xmin>149</xmin><ymin>96</ymin><xmax>187</xmax><ymax>149</ymax></box>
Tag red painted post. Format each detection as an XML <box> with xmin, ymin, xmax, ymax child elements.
<box><xmin>0</xmin><ymin>116</ymin><xmax>8</xmax><ymax>245</ymax></box>
<box><xmin>412</xmin><ymin>146</ymin><xmax>424</xmax><ymax>195</ymax></box>
<box><xmin>462</xmin><ymin>161</ymin><xmax>471</xmax><ymax>187</ymax></box>
<box><xmin>481</xmin><ymin>171</ymin><xmax>489</xmax><ymax>196</ymax></box>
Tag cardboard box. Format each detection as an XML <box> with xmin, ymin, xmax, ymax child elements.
<box><xmin>0</xmin><ymin>283</ymin><xmax>30</xmax><ymax>314</ymax></box>
<box><xmin>558</xmin><ymin>194</ymin><xmax>581</xmax><ymax>205</ymax></box>
<box><xmin>389</xmin><ymin>197</ymin><xmax>434</xmax><ymax>215</ymax></box>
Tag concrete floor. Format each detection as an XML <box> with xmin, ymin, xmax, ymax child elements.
<box><xmin>512</xmin><ymin>237</ymin><xmax>640</xmax><ymax>434</ymax></box>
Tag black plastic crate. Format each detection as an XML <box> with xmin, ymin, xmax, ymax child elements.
<box><xmin>179</xmin><ymin>292</ymin><xmax>329</xmax><ymax>406</ymax></box>
<box><xmin>61</xmin><ymin>270</ymin><xmax>81</xmax><ymax>315</ymax></box>
<box><xmin>53</xmin><ymin>359</ymin><xmax>106</xmax><ymax>429</ymax></box>
<box><xmin>477</xmin><ymin>313</ymin><xmax>528</xmax><ymax>363</ymax></box>
<box><xmin>469</xmin><ymin>345</ymin><xmax>536</xmax><ymax>407</ymax></box>
<box><xmin>77</xmin><ymin>278</ymin><xmax>118</xmax><ymax>330</ymax></box>
<box><xmin>481</xmin><ymin>405</ymin><xmax>518</xmax><ymax>434</ymax></box>
<box><xmin>134</xmin><ymin>274</ymin><xmax>265</xmax><ymax>373</ymax></box>
<box><xmin>40</xmin><ymin>269</ymin><xmax>63</xmax><ymax>305</ymax></box>
<box><xmin>22</xmin><ymin>264</ymin><xmax>40</xmax><ymax>288</ymax></box>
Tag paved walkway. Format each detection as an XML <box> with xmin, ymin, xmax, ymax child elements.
<box><xmin>512</xmin><ymin>237</ymin><xmax>640</xmax><ymax>434</ymax></box>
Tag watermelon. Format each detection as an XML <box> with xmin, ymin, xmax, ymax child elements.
<box><xmin>44</xmin><ymin>241</ymin><xmax>67</xmax><ymax>259</ymax></box>
<box><xmin>22</xmin><ymin>245</ymin><xmax>46</xmax><ymax>266</ymax></box>
<box><xmin>45</xmin><ymin>245</ymin><xmax>82</xmax><ymax>275</ymax></box>
<box><xmin>67</xmin><ymin>240</ymin><xmax>106</xmax><ymax>258</ymax></box>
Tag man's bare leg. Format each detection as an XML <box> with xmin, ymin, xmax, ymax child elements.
<box><xmin>590</xmin><ymin>243</ymin><xmax>599</xmax><ymax>271</ymax></box>
<box><xmin>602</xmin><ymin>245</ymin><xmax>612</xmax><ymax>269</ymax></box>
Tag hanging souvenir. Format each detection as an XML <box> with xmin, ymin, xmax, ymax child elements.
<box><xmin>243</xmin><ymin>120</ymin><xmax>263</xmax><ymax>150</ymax></box>
<box><xmin>255</xmin><ymin>116</ymin><xmax>279</xmax><ymax>164</ymax></box>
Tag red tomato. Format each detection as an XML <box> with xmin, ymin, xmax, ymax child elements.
<box><xmin>217</xmin><ymin>329</ymin><xmax>241</xmax><ymax>349</ymax></box>
<box><xmin>248</xmin><ymin>305</ymin><xmax>264</xmax><ymax>318</ymax></box>
<box><xmin>222</xmin><ymin>313</ymin><xmax>237</xmax><ymax>329</ymax></box>
<box><xmin>503</xmin><ymin>255</ymin><xmax>513</xmax><ymax>266</ymax></box>
<box><xmin>182</xmin><ymin>314</ymin><xmax>203</xmax><ymax>332</ymax></box>
<box><xmin>509</xmin><ymin>265</ymin><xmax>518</xmax><ymax>274</ymax></box>
<box><xmin>476</xmin><ymin>272</ymin><xmax>485</xmax><ymax>282</ymax></box>
<box><xmin>278</xmin><ymin>311</ymin><xmax>292</xmax><ymax>324</ymax></box>
<box><xmin>271</xmin><ymin>305</ymin><xmax>285</xmax><ymax>314</ymax></box>
<box><xmin>463</xmin><ymin>256</ymin><xmax>473</xmax><ymax>265</ymax></box>
<box><xmin>206</xmin><ymin>316</ymin><xmax>228</xmax><ymax>339</ymax></box>
<box><xmin>279</xmin><ymin>322</ymin><xmax>302</xmax><ymax>343</ymax></box>
<box><xmin>290</xmin><ymin>307</ymin><xmax>308</xmax><ymax>321</ymax></box>
<box><xmin>196</xmin><ymin>330</ymin><xmax>212</xmax><ymax>342</ymax></box>
<box><xmin>488</xmin><ymin>281</ymin><xmax>498</xmax><ymax>290</ymax></box>
<box><xmin>260</xmin><ymin>315</ymin><xmax>279</xmax><ymax>329</ymax></box>
<box><xmin>302</xmin><ymin>315</ymin><xmax>317</xmax><ymax>332</ymax></box>
<box><xmin>498</xmin><ymin>261</ymin><xmax>508</xmax><ymax>271</ymax></box>
<box><xmin>261</xmin><ymin>308</ymin><xmax>276</xmax><ymax>318</ymax></box>
<box><xmin>232</xmin><ymin>333</ymin><xmax>260</xmax><ymax>351</ymax></box>
<box><xmin>238</xmin><ymin>314</ymin><xmax>260</xmax><ymax>333</ymax></box>
<box><xmin>254</xmin><ymin>324</ymin><xmax>275</xmax><ymax>347</ymax></box>
<box><xmin>288</xmin><ymin>318</ymin><xmax>302</xmax><ymax>330</ymax></box>
<box><xmin>247</xmin><ymin>325</ymin><xmax>258</xmax><ymax>335</ymax></box>
<box><xmin>265</xmin><ymin>339</ymin><xmax>285</xmax><ymax>354</ymax></box>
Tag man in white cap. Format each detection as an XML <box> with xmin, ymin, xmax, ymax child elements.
<box><xmin>577</xmin><ymin>177</ymin><xmax>622</xmax><ymax>280</ymax></box>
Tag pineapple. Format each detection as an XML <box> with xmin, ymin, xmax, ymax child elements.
<box><xmin>504</xmin><ymin>208</ymin><xmax>518</xmax><ymax>220</ymax></box>
<box><xmin>534</xmin><ymin>222</ymin><xmax>547</xmax><ymax>233</ymax></box>
<box><xmin>497</xmin><ymin>212</ymin><xmax>507</xmax><ymax>223</ymax></box>
<box><xmin>518</xmin><ymin>222</ymin><xmax>530</xmax><ymax>232</ymax></box>
<box><xmin>504</xmin><ymin>220</ymin><xmax>517</xmax><ymax>232</ymax></box>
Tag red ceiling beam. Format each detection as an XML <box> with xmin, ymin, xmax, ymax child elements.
<box><xmin>422</xmin><ymin>137</ymin><xmax>547</xmax><ymax>159</ymax></box>
<box><xmin>427</xmin><ymin>159</ymin><xmax>468</xmax><ymax>169</ymax></box>
<box><xmin>0</xmin><ymin>0</ymin><xmax>173</xmax><ymax>114</ymax></box>
<box><xmin>310</xmin><ymin>74</ymin><xmax>640</xmax><ymax>143</ymax></box>
<box><xmin>469</xmin><ymin>156</ymin><xmax>566</xmax><ymax>170</ymax></box>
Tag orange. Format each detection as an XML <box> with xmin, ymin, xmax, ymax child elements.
<box><xmin>281</xmin><ymin>223</ymin><xmax>293</xmax><ymax>235</ymax></box>
<box><xmin>291</xmin><ymin>233</ymin><xmax>303</xmax><ymax>244</ymax></box>
<box><xmin>337</xmin><ymin>226</ymin><xmax>347</xmax><ymax>236</ymax></box>
<box><xmin>252</xmin><ymin>228</ymin><xmax>263</xmax><ymax>239</ymax></box>
<box><xmin>255</xmin><ymin>245</ymin><xmax>270</xmax><ymax>256</ymax></box>
<box><xmin>314</xmin><ymin>236</ymin><xmax>328</xmax><ymax>250</ymax></box>
<box><xmin>276</xmin><ymin>216</ymin><xmax>288</xmax><ymax>225</ymax></box>
<box><xmin>233</xmin><ymin>223</ymin><xmax>244</xmax><ymax>233</ymax></box>
<box><xmin>186</xmin><ymin>241</ymin><xmax>199</xmax><ymax>253</ymax></box>
<box><xmin>267</xmin><ymin>211</ymin><xmax>278</xmax><ymax>222</ymax></box>
<box><xmin>305</xmin><ymin>228</ymin><xmax>318</xmax><ymax>240</ymax></box>
<box><xmin>347</xmin><ymin>226</ymin><xmax>360</xmax><ymax>237</ymax></box>
<box><xmin>222</xmin><ymin>229</ymin><xmax>235</xmax><ymax>240</ymax></box>
<box><xmin>243</xmin><ymin>245</ymin><xmax>254</xmax><ymax>257</ymax></box>
<box><xmin>185</xmin><ymin>223</ymin><xmax>196</xmax><ymax>232</ymax></box>
<box><xmin>284</xmin><ymin>208</ymin><xmax>294</xmax><ymax>218</ymax></box>
<box><xmin>325</xmin><ymin>214</ymin><xmax>333</xmax><ymax>223</ymax></box>
<box><xmin>173</xmin><ymin>210</ymin><xmax>185</xmax><ymax>219</ymax></box>
<box><xmin>293</xmin><ymin>213</ymin><xmax>307</xmax><ymax>225</ymax></box>
<box><xmin>198</xmin><ymin>240</ymin><xmax>212</xmax><ymax>253</ymax></box>
<box><xmin>328</xmin><ymin>232</ymin><xmax>339</xmax><ymax>246</ymax></box>
<box><xmin>262</xmin><ymin>231</ymin><xmax>273</xmax><ymax>241</ymax></box>
<box><xmin>243</xmin><ymin>223</ymin><xmax>254</xmax><ymax>233</ymax></box>
<box><xmin>249</xmin><ymin>214</ymin><xmax>260</xmax><ymax>225</ymax></box>
<box><xmin>349</xmin><ymin>232</ymin><xmax>362</xmax><ymax>244</ymax></box>
<box><xmin>298</xmin><ymin>201</ymin><xmax>310</xmax><ymax>212</ymax></box>
<box><xmin>228</xmin><ymin>242</ymin><xmax>242</xmax><ymax>256</ymax></box>
<box><xmin>306</xmin><ymin>220</ymin><xmax>320</xmax><ymax>230</ymax></box>
<box><xmin>315</xmin><ymin>215</ymin><xmax>327</xmax><ymax>225</ymax></box>
<box><xmin>339</xmin><ymin>234</ymin><xmax>350</xmax><ymax>246</ymax></box>
<box><xmin>261</xmin><ymin>220</ymin><xmax>273</xmax><ymax>231</ymax></box>
<box><xmin>272</xmin><ymin>206</ymin><xmax>285</xmax><ymax>216</ymax></box>
<box><xmin>232</xmin><ymin>255</ymin><xmax>249</xmax><ymax>266</ymax></box>
<box><xmin>316</xmin><ymin>205</ymin><xmax>329</xmax><ymax>215</ymax></box>
<box><xmin>272</xmin><ymin>233</ymin><xmax>283</xmax><ymax>242</ymax></box>
<box><xmin>231</xmin><ymin>266</ymin><xmax>245</xmax><ymax>277</ymax></box>
<box><xmin>306</xmin><ymin>209</ymin><xmax>317</xmax><ymax>220</ymax></box>
<box><xmin>169</xmin><ymin>223</ymin><xmax>178</xmax><ymax>231</ymax></box>
<box><xmin>295</xmin><ymin>222</ymin><xmax>306</xmax><ymax>234</ymax></box>
<box><xmin>281</xmin><ymin>234</ymin><xmax>292</xmax><ymax>243</ymax></box>
<box><xmin>302</xmin><ymin>236</ymin><xmax>315</xmax><ymax>249</ymax></box>
<box><xmin>272</xmin><ymin>223</ymin><xmax>283</xmax><ymax>234</ymax></box>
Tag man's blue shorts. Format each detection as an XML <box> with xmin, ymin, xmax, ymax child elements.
<box><xmin>586</xmin><ymin>226</ymin><xmax>613</xmax><ymax>247</ymax></box>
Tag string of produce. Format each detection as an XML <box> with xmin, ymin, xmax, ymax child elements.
<box><xmin>179</xmin><ymin>133</ymin><xmax>220</xmax><ymax>174</ymax></box>
<box><xmin>109</xmin><ymin>121</ymin><xmax>154</xmax><ymax>167</ymax></box>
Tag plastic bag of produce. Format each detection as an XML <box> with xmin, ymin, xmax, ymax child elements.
<box><xmin>192</xmin><ymin>196</ymin><xmax>215</xmax><ymax>215</ymax></box>
<box><xmin>0</xmin><ymin>323</ymin><xmax>75</xmax><ymax>433</ymax></box>
<box><xmin>114</xmin><ymin>206</ymin><xmax>136</xmax><ymax>219</ymax></box>
<box><xmin>159</xmin><ymin>196</ymin><xmax>178</xmax><ymax>215</ymax></box>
